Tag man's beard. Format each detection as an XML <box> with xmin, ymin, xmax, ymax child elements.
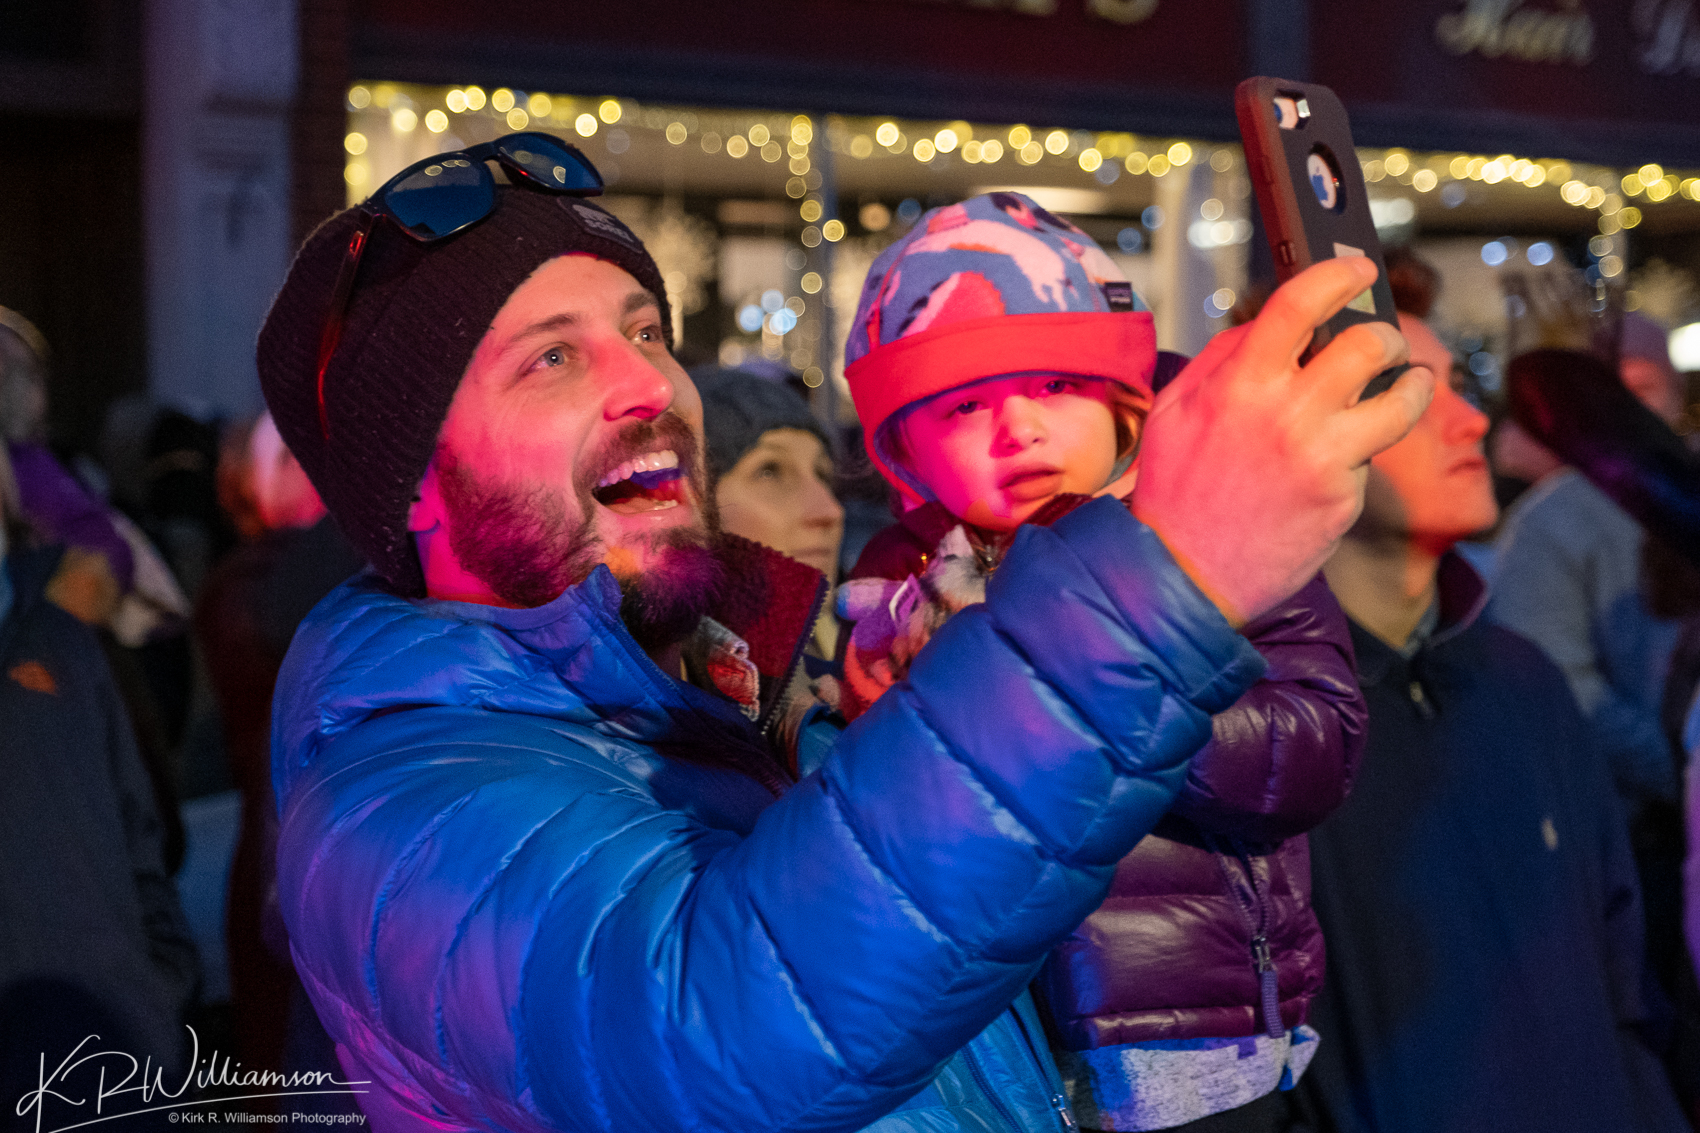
<box><xmin>436</xmin><ymin>413</ymin><xmax>727</xmax><ymax>651</ymax></box>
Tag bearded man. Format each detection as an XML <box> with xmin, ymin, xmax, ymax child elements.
<box><xmin>256</xmin><ymin>136</ymin><xmax>1428</xmax><ymax>1133</ymax></box>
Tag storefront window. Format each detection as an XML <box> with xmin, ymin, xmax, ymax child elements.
<box><xmin>346</xmin><ymin>81</ymin><xmax>1700</xmax><ymax>420</ymax></box>
<box><xmin>343</xmin><ymin>81</ymin><xmax>1249</xmax><ymax>420</ymax></box>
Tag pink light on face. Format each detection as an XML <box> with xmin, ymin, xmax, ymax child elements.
<box><xmin>1620</xmin><ymin>356</ymin><xmax>1685</xmax><ymax>427</ymax></box>
<box><xmin>898</xmin><ymin>373</ymin><xmax>1119</xmax><ymax>532</ymax></box>
<box><xmin>1360</xmin><ymin>315</ymin><xmax>1497</xmax><ymax>550</ymax></box>
<box><xmin>716</xmin><ymin>428</ymin><xmax>844</xmax><ymax>585</ymax></box>
<box><xmin>409</xmin><ymin>254</ymin><xmax>711</xmax><ymax>607</ymax></box>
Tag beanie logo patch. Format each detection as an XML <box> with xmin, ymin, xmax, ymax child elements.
<box><xmin>570</xmin><ymin>202</ymin><xmax>640</xmax><ymax>247</ymax></box>
<box><xmin>1103</xmin><ymin>282</ymin><xmax>1135</xmax><ymax>312</ymax></box>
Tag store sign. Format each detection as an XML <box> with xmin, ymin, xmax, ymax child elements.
<box><xmin>1312</xmin><ymin>0</ymin><xmax>1700</xmax><ymax>159</ymax></box>
<box><xmin>1086</xmin><ymin>0</ymin><xmax>1160</xmax><ymax>25</ymax></box>
<box><xmin>1433</xmin><ymin>0</ymin><xmax>1594</xmax><ymax>65</ymax></box>
<box><xmin>357</xmin><ymin>0</ymin><xmax>1235</xmax><ymax>99</ymax></box>
<box><xmin>883</xmin><ymin>0</ymin><xmax>1158</xmax><ymax>23</ymax></box>
<box><xmin>1635</xmin><ymin>0</ymin><xmax>1700</xmax><ymax>75</ymax></box>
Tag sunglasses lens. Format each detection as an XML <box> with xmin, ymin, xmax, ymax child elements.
<box><xmin>382</xmin><ymin>158</ymin><xmax>496</xmax><ymax>238</ymax></box>
<box><xmin>498</xmin><ymin>136</ymin><xmax>605</xmax><ymax>194</ymax></box>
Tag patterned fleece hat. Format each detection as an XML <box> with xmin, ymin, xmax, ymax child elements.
<box><xmin>844</xmin><ymin>192</ymin><xmax>1156</xmax><ymax>507</ymax></box>
<box><xmin>258</xmin><ymin>183</ymin><xmax>668</xmax><ymax>597</ymax></box>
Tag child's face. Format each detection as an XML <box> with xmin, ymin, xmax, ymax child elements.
<box><xmin>899</xmin><ymin>374</ymin><xmax>1119</xmax><ymax>532</ymax></box>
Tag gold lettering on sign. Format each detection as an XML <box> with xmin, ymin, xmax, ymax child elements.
<box><xmin>1086</xmin><ymin>0</ymin><xmax>1159</xmax><ymax>23</ymax></box>
<box><xmin>926</xmin><ymin>0</ymin><xmax>1057</xmax><ymax>13</ymax></box>
<box><xmin>1434</xmin><ymin>0</ymin><xmax>1594</xmax><ymax>65</ymax></box>
<box><xmin>869</xmin><ymin>0</ymin><xmax>1157</xmax><ymax>18</ymax></box>
<box><xmin>1634</xmin><ymin>0</ymin><xmax>1700</xmax><ymax>75</ymax></box>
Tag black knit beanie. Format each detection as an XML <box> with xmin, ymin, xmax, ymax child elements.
<box><xmin>257</xmin><ymin>185</ymin><xmax>669</xmax><ymax>597</ymax></box>
<box><xmin>689</xmin><ymin>366</ymin><xmax>831</xmax><ymax>483</ymax></box>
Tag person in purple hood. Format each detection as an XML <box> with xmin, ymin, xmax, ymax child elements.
<box><xmin>0</xmin><ymin>307</ymin><xmax>134</xmax><ymax>625</ymax></box>
<box><xmin>837</xmin><ymin>193</ymin><xmax>1366</xmax><ymax>1133</ymax></box>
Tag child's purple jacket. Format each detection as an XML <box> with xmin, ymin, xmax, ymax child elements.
<box><xmin>852</xmin><ymin>504</ymin><xmax>1367</xmax><ymax>1047</ymax></box>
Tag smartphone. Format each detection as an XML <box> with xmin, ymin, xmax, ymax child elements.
<box><xmin>1235</xmin><ymin>76</ymin><xmax>1406</xmax><ymax>396</ymax></box>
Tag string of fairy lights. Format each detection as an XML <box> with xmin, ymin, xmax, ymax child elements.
<box><xmin>343</xmin><ymin>82</ymin><xmax>1699</xmax><ymax>377</ymax></box>
<box><xmin>343</xmin><ymin>82</ymin><xmax>1696</xmax><ymax>230</ymax></box>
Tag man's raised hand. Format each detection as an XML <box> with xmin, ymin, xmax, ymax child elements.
<box><xmin>1131</xmin><ymin>256</ymin><xmax>1434</xmax><ymax>626</ymax></box>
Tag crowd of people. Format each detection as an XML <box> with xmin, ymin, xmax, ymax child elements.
<box><xmin>5</xmin><ymin>130</ymin><xmax>1700</xmax><ymax>1133</ymax></box>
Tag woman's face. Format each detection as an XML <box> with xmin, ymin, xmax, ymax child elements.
<box><xmin>715</xmin><ymin>427</ymin><xmax>845</xmax><ymax>583</ymax></box>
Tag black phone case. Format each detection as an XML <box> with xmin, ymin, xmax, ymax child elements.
<box><xmin>1235</xmin><ymin>76</ymin><xmax>1405</xmax><ymax>392</ymax></box>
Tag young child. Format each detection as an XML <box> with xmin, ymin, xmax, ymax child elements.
<box><xmin>836</xmin><ymin>192</ymin><xmax>1368</xmax><ymax>1133</ymax></box>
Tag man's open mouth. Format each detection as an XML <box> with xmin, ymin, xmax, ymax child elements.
<box><xmin>591</xmin><ymin>449</ymin><xmax>690</xmax><ymax>515</ymax></box>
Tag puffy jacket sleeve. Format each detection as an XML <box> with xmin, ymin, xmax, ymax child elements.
<box><xmin>276</xmin><ymin>498</ymin><xmax>1264</xmax><ymax>1133</ymax></box>
<box><xmin>1169</xmin><ymin>573</ymin><xmax>1366</xmax><ymax>843</ymax></box>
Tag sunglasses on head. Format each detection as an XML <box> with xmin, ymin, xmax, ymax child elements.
<box><xmin>315</xmin><ymin>132</ymin><xmax>605</xmax><ymax>440</ymax></box>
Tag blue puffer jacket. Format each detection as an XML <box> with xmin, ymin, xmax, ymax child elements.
<box><xmin>271</xmin><ymin>499</ymin><xmax>1264</xmax><ymax>1132</ymax></box>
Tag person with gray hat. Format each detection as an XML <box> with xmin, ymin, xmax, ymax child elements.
<box><xmin>254</xmin><ymin>133</ymin><xmax>1429</xmax><ymax>1133</ymax></box>
<box><xmin>691</xmin><ymin>365</ymin><xmax>844</xmax><ymax>667</ymax></box>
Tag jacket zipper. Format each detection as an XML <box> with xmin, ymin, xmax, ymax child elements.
<box><xmin>757</xmin><ymin>574</ymin><xmax>828</xmax><ymax>745</ymax></box>
<box><xmin>1207</xmin><ymin>834</ymin><xmax>1285</xmax><ymax>1041</ymax></box>
<box><xmin>963</xmin><ymin>1026</ymin><xmax>1025</xmax><ymax>1133</ymax></box>
<box><xmin>963</xmin><ymin>1002</ymin><xmax>1077</xmax><ymax>1132</ymax></box>
<box><xmin>1007</xmin><ymin>1002</ymin><xmax>1077</xmax><ymax>1131</ymax></box>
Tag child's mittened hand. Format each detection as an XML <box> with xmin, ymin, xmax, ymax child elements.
<box><xmin>1131</xmin><ymin>257</ymin><xmax>1435</xmax><ymax>626</ymax></box>
<box><xmin>837</xmin><ymin>527</ymin><xmax>992</xmax><ymax>719</ymax></box>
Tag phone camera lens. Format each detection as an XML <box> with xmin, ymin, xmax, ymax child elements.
<box><xmin>1307</xmin><ymin>147</ymin><xmax>1344</xmax><ymax>212</ymax></box>
<box><xmin>1273</xmin><ymin>97</ymin><xmax>1299</xmax><ymax>130</ymax></box>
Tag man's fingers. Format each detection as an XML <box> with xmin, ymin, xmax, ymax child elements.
<box><xmin>1334</xmin><ymin>363</ymin><xmax>1437</xmax><ymax>465</ymax></box>
<box><xmin>1303</xmin><ymin>320</ymin><xmax>1410</xmax><ymax>406</ymax></box>
<box><xmin>1160</xmin><ymin>323</ymin><xmax>1248</xmax><ymax>405</ymax></box>
<box><xmin>1239</xmin><ymin>257</ymin><xmax>1382</xmax><ymax>374</ymax></box>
